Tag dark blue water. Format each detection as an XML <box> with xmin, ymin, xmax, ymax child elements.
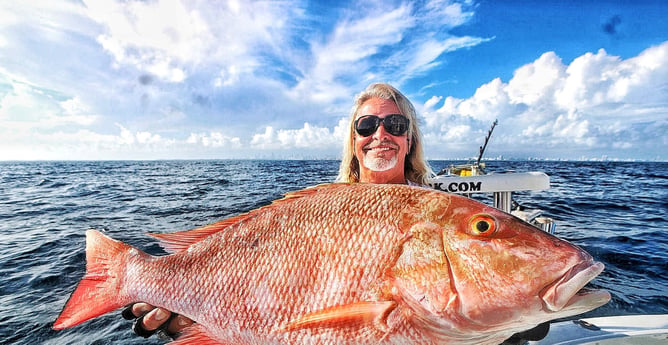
<box><xmin>0</xmin><ymin>160</ymin><xmax>666</xmax><ymax>344</ymax></box>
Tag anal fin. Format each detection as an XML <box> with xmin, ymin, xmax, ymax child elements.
<box><xmin>278</xmin><ymin>301</ymin><xmax>396</xmax><ymax>333</ymax></box>
<box><xmin>169</xmin><ymin>324</ymin><xmax>225</xmax><ymax>345</ymax></box>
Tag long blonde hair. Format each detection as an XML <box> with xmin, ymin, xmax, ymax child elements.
<box><xmin>336</xmin><ymin>83</ymin><xmax>432</xmax><ymax>184</ymax></box>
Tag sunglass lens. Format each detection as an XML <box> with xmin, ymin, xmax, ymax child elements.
<box><xmin>384</xmin><ymin>115</ymin><xmax>408</xmax><ymax>136</ymax></box>
<box><xmin>355</xmin><ymin>116</ymin><xmax>379</xmax><ymax>137</ymax></box>
<box><xmin>355</xmin><ymin>114</ymin><xmax>409</xmax><ymax>137</ymax></box>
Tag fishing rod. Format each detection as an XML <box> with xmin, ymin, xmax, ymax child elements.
<box><xmin>476</xmin><ymin>119</ymin><xmax>498</xmax><ymax>166</ymax></box>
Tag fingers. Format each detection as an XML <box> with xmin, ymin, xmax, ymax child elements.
<box><xmin>132</xmin><ymin>315</ymin><xmax>159</xmax><ymax>338</ymax></box>
<box><xmin>141</xmin><ymin>307</ymin><xmax>172</xmax><ymax>331</ymax></box>
<box><xmin>166</xmin><ymin>314</ymin><xmax>194</xmax><ymax>335</ymax></box>
<box><xmin>121</xmin><ymin>304</ymin><xmax>172</xmax><ymax>339</ymax></box>
<box><xmin>132</xmin><ymin>303</ymin><xmax>155</xmax><ymax>318</ymax></box>
<box><xmin>501</xmin><ymin>322</ymin><xmax>550</xmax><ymax>344</ymax></box>
<box><xmin>121</xmin><ymin>305</ymin><xmax>137</xmax><ymax>320</ymax></box>
<box><xmin>121</xmin><ymin>303</ymin><xmax>194</xmax><ymax>339</ymax></box>
<box><xmin>121</xmin><ymin>302</ymin><xmax>157</xmax><ymax>319</ymax></box>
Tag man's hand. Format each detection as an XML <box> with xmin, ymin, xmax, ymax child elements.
<box><xmin>500</xmin><ymin>322</ymin><xmax>550</xmax><ymax>345</ymax></box>
<box><xmin>122</xmin><ymin>303</ymin><xmax>193</xmax><ymax>339</ymax></box>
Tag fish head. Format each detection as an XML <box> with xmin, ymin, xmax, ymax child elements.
<box><xmin>391</xmin><ymin>190</ymin><xmax>610</xmax><ymax>341</ymax></box>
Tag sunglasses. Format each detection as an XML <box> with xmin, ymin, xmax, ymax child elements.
<box><xmin>354</xmin><ymin>114</ymin><xmax>410</xmax><ymax>137</ymax></box>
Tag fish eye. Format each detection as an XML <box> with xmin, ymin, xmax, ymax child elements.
<box><xmin>469</xmin><ymin>214</ymin><xmax>497</xmax><ymax>236</ymax></box>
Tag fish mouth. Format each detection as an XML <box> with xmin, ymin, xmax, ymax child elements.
<box><xmin>540</xmin><ymin>261</ymin><xmax>611</xmax><ymax>313</ymax></box>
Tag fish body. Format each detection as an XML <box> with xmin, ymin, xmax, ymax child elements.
<box><xmin>53</xmin><ymin>183</ymin><xmax>610</xmax><ymax>344</ymax></box>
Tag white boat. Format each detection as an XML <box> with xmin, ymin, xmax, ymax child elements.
<box><xmin>427</xmin><ymin>120</ymin><xmax>555</xmax><ymax>232</ymax></box>
<box><xmin>530</xmin><ymin>314</ymin><xmax>668</xmax><ymax>344</ymax></box>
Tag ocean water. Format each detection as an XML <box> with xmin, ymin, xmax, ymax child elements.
<box><xmin>0</xmin><ymin>160</ymin><xmax>666</xmax><ymax>344</ymax></box>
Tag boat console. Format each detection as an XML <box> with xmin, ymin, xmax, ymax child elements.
<box><xmin>428</xmin><ymin>120</ymin><xmax>555</xmax><ymax>233</ymax></box>
<box><xmin>427</xmin><ymin>171</ymin><xmax>555</xmax><ymax>233</ymax></box>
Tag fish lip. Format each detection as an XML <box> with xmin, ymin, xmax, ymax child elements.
<box><xmin>540</xmin><ymin>261</ymin><xmax>610</xmax><ymax>312</ymax></box>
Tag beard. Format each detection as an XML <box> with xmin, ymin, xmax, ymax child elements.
<box><xmin>362</xmin><ymin>152</ymin><xmax>398</xmax><ymax>172</ymax></box>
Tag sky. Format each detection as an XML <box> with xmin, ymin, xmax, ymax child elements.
<box><xmin>1</xmin><ymin>0</ymin><xmax>667</xmax><ymax>161</ymax></box>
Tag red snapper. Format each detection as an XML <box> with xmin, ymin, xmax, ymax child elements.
<box><xmin>53</xmin><ymin>183</ymin><xmax>610</xmax><ymax>344</ymax></box>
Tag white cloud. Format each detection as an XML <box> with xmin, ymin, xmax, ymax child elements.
<box><xmin>250</xmin><ymin>121</ymin><xmax>345</xmax><ymax>150</ymax></box>
<box><xmin>1</xmin><ymin>1</ymin><xmax>664</xmax><ymax>161</ymax></box>
<box><xmin>0</xmin><ymin>1</ymin><xmax>486</xmax><ymax>160</ymax></box>
<box><xmin>0</xmin><ymin>124</ymin><xmax>245</xmax><ymax>160</ymax></box>
<box><xmin>421</xmin><ymin>41</ymin><xmax>668</xmax><ymax>159</ymax></box>
<box><xmin>293</xmin><ymin>4</ymin><xmax>415</xmax><ymax>103</ymax></box>
<box><xmin>186</xmin><ymin>132</ymin><xmax>241</xmax><ymax>148</ymax></box>
<box><xmin>521</xmin><ymin>109</ymin><xmax>595</xmax><ymax>147</ymax></box>
<box><xmin>424</xmin><ymin>95</ymin><xmax>442</xmax><ymax>110</ymax></box>
<box><xmin>507</xmin><ymin>52</ymin><xmax>565</xmax><ymax>106</ymax></box>
<box><xmin>554</xmin><ymin>49</ymin><xmax>621</xmax><ymax>109</ymax></box>
<box><xmin>84</xmin><ymin>0</ymin><xmax>297</xmax><ymax>84</ymax></box>
<box><xmin>423</xmin><ymin>0</ymin><xmax>474</xmax><ymax>27</ymax></box>
<box><xmin>292</xmin><ymin>0</ymin><xmax>481</xmax><ymax>103</ymax></box>
<box><xmin>0</xmin><ymin>78</ymin><xmax>98</xmax><ymax>129</ymax></box>
<box><xmin>395</xmin><ymin>36</ymin><xmax>492</xmax><ymax>85</ymax></box>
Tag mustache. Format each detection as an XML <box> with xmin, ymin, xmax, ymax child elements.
<box><xmin>362</xmin><ymin>140</ymin><xmax>400</xmax><ymax>150</ymax></box>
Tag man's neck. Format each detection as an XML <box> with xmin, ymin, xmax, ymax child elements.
<box><xmin>359</xmin><ymin>170</ymin><xmax>406</xmax><ymax>184</ymax></box>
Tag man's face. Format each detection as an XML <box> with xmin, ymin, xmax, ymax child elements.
<box><xmin>354</xmin><ymin>97</ymin><xmax>410</xmax><ymax>184</ymax></box>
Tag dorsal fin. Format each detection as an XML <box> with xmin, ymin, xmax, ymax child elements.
<box><xmin>281</xmin><ymin>183</ymin><xmax>350</xmax><ymax>199</ymax></box>
<box><xmin>149</xmin><ymin>183</ymin><xmax>349</xmax><ymax>253</ymax></box>
<box><xmin>148</xmin><ymin>218</ymin><xmax>243</xmax><ymax>253</ymax></box>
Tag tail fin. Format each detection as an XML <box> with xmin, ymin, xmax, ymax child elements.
<box><xmin>53</xmin><ymin>230</ymin><xmax>140</xmax><ymax>330</ymax></box>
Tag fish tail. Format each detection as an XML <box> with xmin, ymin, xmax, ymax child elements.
<box><xmin>53</xmin><ymin>229</ymin><xmax>139</xmax><ymax>330</ymax></box>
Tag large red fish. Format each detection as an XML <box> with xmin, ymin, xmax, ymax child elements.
<box><xmin>53</xmin><ymin>183</ymin><xmax>610</xmax><ymax>344</ymax></box>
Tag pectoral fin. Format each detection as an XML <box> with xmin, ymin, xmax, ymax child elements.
<box><xmin>279</xmin><ymin>301</ymin><xmax>396</xmax><ymax>332</ymax></box>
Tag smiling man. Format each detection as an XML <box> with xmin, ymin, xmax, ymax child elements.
<box><xmin>337</xmin><ymin>82</ymin><xmax>432</xmax><ymax>185</ymax></box>
<box><xmin>355</xmin><ymin>102</ymin><xmax>410</xmax><ymax>183</ymax></box>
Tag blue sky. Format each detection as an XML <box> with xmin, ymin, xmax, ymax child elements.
<box><xmin>1</xmin><ymin>0</ymin><xmax>667</xmax><ymax>161</ymax></box>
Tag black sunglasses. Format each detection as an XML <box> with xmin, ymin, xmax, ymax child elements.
<box><xmin>354</xmin><ymin>114</ymin><xmax>410</xmax><ymax>137</ymax></box>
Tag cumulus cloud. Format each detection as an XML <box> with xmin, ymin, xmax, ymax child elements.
<box><xmin>0</xmin><ymin>123</ymin><xmax>244</xmax><ymax>160</ymax></box>
<box><xmin>186</xmin><ymin>132</ymin><xmax>242</xmax><ymax>148</ymax></box>
<box><xmin>250</xmin><ymin>120</ymin><xmax>346</xmax><ymax>150</ymax></box>
<box><xmin>0</xmin><ymin>0</ymin><xmax>485</xmax><ymax>160</ymax></box>
<box><xmin>1</xmin><ymin>1</ymin><xmax>665</xmax><ymax>160</ymax></box>
<box><xmin>0</xmin><ymin>125</ymin><xmax>166</xmax><ymax>160</ymax></box>
<box><xmin>421</xmin><ymin>41</ymin><xmax>668</xmax><ymax>159</ymax></box>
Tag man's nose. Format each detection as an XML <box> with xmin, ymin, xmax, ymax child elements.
<box><xmin>371</xmin><ymin>121</ymin><xmax>390</xmax><ymax>139</ymax></box>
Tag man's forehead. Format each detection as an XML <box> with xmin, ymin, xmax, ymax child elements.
<box><xmin>358</xmin><ymin>97</ymin><xmax>400</xmax><ymax>116</ymax></box>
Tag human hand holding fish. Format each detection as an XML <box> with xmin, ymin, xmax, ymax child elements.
<box><xmin>53</xmin><ymin>183</ymin><xmax>610</xmax><ymax>344</ymax></box>
<box><xmin>122</xmin><ymin>303</ymin><xmax>192</xmax><ymax>338</ymax></box>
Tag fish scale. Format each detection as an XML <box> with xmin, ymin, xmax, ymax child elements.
<box><xmin>53</xmin><ymin>183</ymin><xmax>609</xmax><ymax>344</ymax></box>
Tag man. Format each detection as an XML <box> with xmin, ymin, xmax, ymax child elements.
<box><xmin>337</xmin><ymin>82</ymin><xmax>432</xmax><ymax>185</ymax></box>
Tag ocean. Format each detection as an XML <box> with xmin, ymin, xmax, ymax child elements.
<box><xmin>1</xmin><ymin>160</ymin><xmax>666</xmax><ymax>344</ymax></box>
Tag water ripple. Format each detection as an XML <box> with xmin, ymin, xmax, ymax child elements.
<box><xmin>0</xmin><ymin>160</ymin><xmax>665</xmax><ymax>344</ymax></box>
